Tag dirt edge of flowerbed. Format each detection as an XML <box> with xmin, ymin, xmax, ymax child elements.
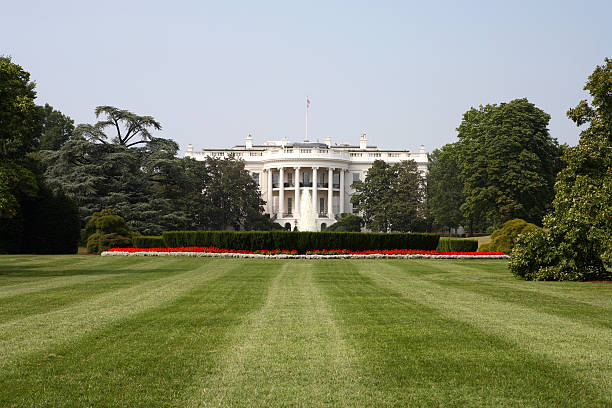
<box><xmin>101</xmin><ymin>251</ymin><xmax>509</xmax><ymax>260</ymax></box>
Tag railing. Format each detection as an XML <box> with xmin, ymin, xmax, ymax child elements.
<box><xmin>272</xmin><ymin>183</ymin><xmax>279</xmax><ymax>188</ymax></box>
<box><xmin>299</xmin><ymin>182</ymin><xmax>313</xmax><ymax>187</ymax></box>
<box><xmin>283</xmin><ymin>212</ymin><xmax>293</xmax><ymax>217</ymax></box>
<box><xmin>283</xmin><ymin>182</ymin><xmax>294</xmax><ymax>187</ymax></box>
<box><xmin>317</xmin><ymin>182</ymin><xmax>328</xmax><ymax>188</ymax></box>
<box><xmin>333</xmin><ymin>183</ymin><xmax>340</xmax><ymax>189</ymax></box>
<box><xmin>319</xmin><ymin>212</ymin><xmax>328</xmax><ymax>218</ymax></box>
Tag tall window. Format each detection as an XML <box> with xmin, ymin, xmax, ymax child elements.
<box><xmin>287</xmin><ymin>197</ymin><xmax>293</xmax><ymax>215</ymax></box>
<box><xmin>352</xmin><ymin>172</ymin><xmax>360</xmax><ymax>183</ymax></box>
<box><xmin>252</xmin><ymin>172</ymin><xmax>259</xmax><ymax>186</ymax></box>
<box><xmin>287</xmin><ymin>172</ymin><xmax>293</xmax><ymax>186</ymax></box>
<box><xmin>320</xmin><ymin>197</ymin><xmax>325</xmax><ymax>214</ymax></box>
<box><xmin>272</xmin><ymin>172</ymin><xmax>278</xmax><ymax>187</ymax></box>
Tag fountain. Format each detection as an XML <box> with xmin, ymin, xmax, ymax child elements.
<box><xmin>298</xmin><ymin>189</ymin><xmax>318</xmax><ymax>231</ymax></box>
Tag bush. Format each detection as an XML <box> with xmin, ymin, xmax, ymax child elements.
<box><xmin>436</xmin><ymin>238</ymin><xmax>478</xmax><ymax>252</ymax></box>
<box><xmin>162</xmin><ymin>231</ymin><xmax>440</xmax><ymax>254</ymax></box>
<box><xmin>325</xmin><ymin>214</ymin><xmax>363</xmax><ymax>232</ymax></box>
<box><xmin>0</xmin><ymin>214</ymin><xmax>24</xmax><ymax>254</ymax></box>
<box><xmin>21</xmin><ymin>187</ymin><xmax>80</xmax><ymax>254</ymax></box>
<box><xmin>479</xmin><ymin>219</ymin><xmax>540</xmax><ymax>253</ymax></box>
<box><xmin>133</xmin><ymin>235</ymin><xmax>164</xmax><ymax>248</ymax></box>
<box><xmin>85</xmin><ymin>209</ymin><xmax>132</xmax><ymax>253</ymax></box>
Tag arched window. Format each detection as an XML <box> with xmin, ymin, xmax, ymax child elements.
<box><xmin>321</xmin><ymin>223</ymin><xmax>327</xmax><ymax>231</ymax></box>
<box><xmin>284</xmin><ymin>223</ymin><xmax>291</xmax><ymax>230</ymax></box>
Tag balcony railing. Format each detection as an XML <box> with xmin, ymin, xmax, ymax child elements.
<box><xmin>333</xmin><ymin>183</ymin><xmax>340</xmax><ymax>189</ymax></box>
<box><xmin>283</xmin><ymin>212</ymin><xmax>293</xmax><ymax>217</ymax></box>
<box><xmin>272</xmin><ymin>183</ymin><xmax>279</xmax><ymax>188</ymax></box>
<box><xmin>299</xmin><ymin>182</ymin><xmax>313</xmax><ymax>187</ymax></box>
<box><xmin>284</xmin><ymin>182</ymin><xmax>294</xmax><ymax>187</ymax></box>
<box><xmin>317</xmin><ymin>182</ymin><xmax>328</xmax><ymax>188</ymax></box>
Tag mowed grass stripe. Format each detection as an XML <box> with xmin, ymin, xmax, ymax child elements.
<box><xmin>187</xmin><ymin>260</ymin><xmax>361</xmax><ymax>407</ymax></box>
<box><xmin>317</xmin><ymin>261</ymin><xmax>608</xmax><ymax>407</ymax></box>
<box><xmin>0</xmin><ymin>258</ymin><xmax>230</xmax><ymax>367</ymax></box>
<box><xmin>363</xmin><ymin>260</ymin><xmax>612</xmax><ymax>405</ymax></box>
<box><xmin>0</xmin><ymin>260</ymin><xmax>277</xmax><ymax>408</ymax></box>
<box><xmin>0</xmin><ymin>258</ymin><xmax>200</xmax><ymax>323</ymax></box>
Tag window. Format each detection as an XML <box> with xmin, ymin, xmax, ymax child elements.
<box><xmin>320</xmin><ymin>197</ymin><xmax>325</xmax><ymax>214</ymax></box>
<box><xmin>252</xmin><ymin>172</ymin><xmax>259</xmax><ymax>186</ymax></box>
<box><xmin>287</xmin><ymin>197</ymin><xmax>293</xmax><ymax>215</ymax></box>
<box><xmin>352</xmin><ymin>172</ymin><xmax>360</xmax><ymax>183</ymax></box>
<box><xmin>272</xmin><ymin>172</ymin><xmax>278</xmax><ymax>188</ymax></box>
<box><xmin>333</xmin><ymin>173</ymin><xmax>340</xmax><ymax>188</ymax></box>
<box><xmin>352</xmin><ymin>202</ymin><xmax>359</xmax><ymax>214</ymax></box>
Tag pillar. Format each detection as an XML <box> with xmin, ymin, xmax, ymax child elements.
<box><xmin>294</xmin><ymin>167</ymin><xmax>300</xmax><ymax>216</ymax></box>
<box><xmin>327</xmin><ymin>168</ymin><xmax>333</xmax><ymax>219</ymax></box>
<box><xmin>339</xmin><ymin>169</ymin><xmax>345</xmax><ymax>215</ymax></box>
<box><xmin>312</xmin><ymin>167</ymin><xmax>318</xmax><ymax>215</ymax></box>
<box><xmin>279</xmin><ymin>167</ymin><xmax>285</xmax><ymax>216</ymax></box>
<box><xmin>267</xmin><ymin>169</ymin><xmax>273</xmax><ymax>213</ymax></box>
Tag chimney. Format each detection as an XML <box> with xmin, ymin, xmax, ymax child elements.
<box><xmin>186</xmin><ymin>144</ymin><xmax>194</xmax><ymax>154</ymax></box>
<box><xmin>281</xmin><ymin>137</ymin><xmax>289</xmax><ymax>147</ymax></box>
<box><xmin>360</xmin><ymin>133</ymin><xmax>367</xmax><ymax>150</ymax></box>
<box><xmin>324</xmin><ymin>137</ymin><xmax>331</xmax><ymax>147</ymax></box>
<box><xmin>419</xmin><ymin>144</ymin><xmax>426</xmax><ymax>154</ymax></box>
<box><xmin>245</xmin><ymin>134</ymin><xmax>253</xmax><ymax>149</ymax></box>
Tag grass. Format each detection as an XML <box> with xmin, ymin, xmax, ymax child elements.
<box><xmin>0</xmin><ymin>256</ymin><xmax>611</xmax><ymax>407</ymax></box>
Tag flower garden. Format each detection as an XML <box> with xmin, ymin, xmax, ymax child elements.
<box><xmin>104</xmin><ymin>246</ymin><xmax>508</xmax><ymax>259</ymax></box>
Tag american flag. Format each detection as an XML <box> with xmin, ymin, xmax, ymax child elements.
<box><xmin>307</xmin><ymin>98</ymin><xmax>310</xmax><ymax>109</ymax></box>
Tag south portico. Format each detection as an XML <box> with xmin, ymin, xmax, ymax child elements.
<box><xmin>262</xmin><ymin>163</ymin><xmax>348</xmax><ymax>231</ymax></box>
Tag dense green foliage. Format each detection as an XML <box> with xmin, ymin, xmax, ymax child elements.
<box><xmin>85</xmin><ymin>209</ymin><xmax>132</xmax><ymax>254</ymax></box>
<box><xmin>324</xmin><ymin>213</ymin><xmax>363</xmax><ymax>232</ymax></box>
<box><xmin>455</xmin><ymin>98</ymin><xmax>564</xmax><ymax>228</ymax></box>
<box><xmin>351</xmin><ymin>160</ymin><xmax>425</xmax><ymax>232</ymax></box>
<box><xmin>133</xmin><ymin>235</ymin><xmax>165</xmax><ymax>248</ymax></box>
<box><xmin>427</xmin><ymin>144</ymin><xmax>465</xmax><ymax>232</ymax></box>
<box><xmin>510</xmin><ymin>59</ymin><xmax>612</xmax><ymax>281</ymax></box>
<box><xmin>0</xmin><ymin>57</ymin><xmax>79</xmax><ymax>254</ymax></box>
<box><xmin>436</xmin><ymin>238</ymin><xmax>478</xmax><ymax>252</ymax></box>
<box><xmin>1</xmin><ymin>256</ymin><xmax>611</xmax><ymax>407</ymax></box>
<box><xmin>480</xmin><ymin>219</ymin><xmax>540</xmax><ymax>254</ymax></box>
<box><xmin>37</xmin><ymin>103</ymin><xmax>74</xmax><ymax>150</ymax></box>
<box><xmin>162</xmin><ymin>230</ymin><xmax>439</xmax><ymax>253</ymax></box>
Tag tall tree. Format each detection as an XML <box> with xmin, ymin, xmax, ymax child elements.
<box><xmin>351</xmin><ymin>160</ymin><xmax>425</xmax><ymax>232</ymax></box>
<box><xmin>427</xmin><ymin>143</ymin><xmax>465</xmax><ymax>233</ymax></box>
<box><xmin>37</xmin><ymin>103</ymin><xmax>74</xmax><ymax>150</ymax></box>
<box><xmin>0</xmin><ymin>57</ymin><xmax>40</xmax><ymax>219</ymax></box>
<box><xmin>456</xmin><ymin>98</ymin><xmax>564</xmax><ymax>227</ymax></box>
<box><xmin>74</xmin><ymin>106</ymin><xmax>161</xmax><ymax>147</ymax></box>
<box><xmin>510</xmin><ymin>58</ymin><xmax>612</xmax><ymax>281</ymax></box>
<box><xmin>182</xmin><ymin>156</ymin><xmax>266</xmax><ymax>230</ymax></box>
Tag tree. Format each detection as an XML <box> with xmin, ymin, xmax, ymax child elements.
<box><xmin>456</xmin><ymin>98</ymin><xmax>564</xmax><ymax>228</ymax></box>
<box><xmin>37</xmin><ymin>103</ymin><xmax>74</xmax><ymax>150</ymax></box>
<box><xmin>510</xmin><ymin>58</ymin><xmax>612</xmax><ymax>281</ymax></box>
<box><xmin>0</xmin><ymin>57</ymin><xmax>41</xmax><ymax>220</ymax></box>
<box><xmin>182</xmin><ymin>156</ymin><xmax>266</xmax><ymax>230</ymax></box>
<box><xmin>426</xmin><ymin>143</ymin><xmax>465</xmax><ymax>233</ymax></box>
<box><xmin>351</xmin><ymin>160</ymin><xmax>425</xmax><ymax>232</ymax></box>
<box><xmin>74</xmin><ymin>105</ymin><xmax>161</xmax><ymax>147</ymax></box>
<box><xmin>325</xmin><ymin>213</ymin><xmax>363</xmax><ymax>232</ymax></box>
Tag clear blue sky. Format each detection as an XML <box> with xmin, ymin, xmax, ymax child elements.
<box><xmin>3</xmin><ymin>0</ymin><xmax>611</xmax><ymax>152</ymax></box>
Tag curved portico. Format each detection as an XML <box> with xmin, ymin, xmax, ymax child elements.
<box><xmin>185</xmin><ymin>136</ymin><xmax>429</xmax><ymax>231</ymax></box>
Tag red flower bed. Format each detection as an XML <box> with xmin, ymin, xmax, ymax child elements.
<box><xmin>107</xmin><ymin>246</ymin><xmax>504</xmax><ymax>256</ymax></box>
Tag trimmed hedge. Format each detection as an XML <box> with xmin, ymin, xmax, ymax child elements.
<box><xmin>133</xmin><ymin>235</ymin><xmax>164</xmax><ymax>248</ymax></box>
<box><xmin>436</xmin><ymin>238</ymin><xmax>479</xmax><ymax>252</ymax></box>
<box><xmin>162</xmin><ymin>231</ymin><xmax>439</xmax><ymax>254</ymax></box>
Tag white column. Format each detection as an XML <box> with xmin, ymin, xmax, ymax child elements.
<box><xmin>267</xmin><ymin>169</ymin><xmax>273</xmax><ymax>213</ymax></box>
<box><xmin>327</xmin><ymin>168</ymin><xmax>333</xmax><ymax>219</ymax></box>
<box><xmin>294</xmin><ymin>167</ymin><xmax>300</xmax><ymax>216</ymax></box>
<box><xmin>312</xmin><ymin>167</ymin><xmax>318</xmax><ymax>216</ymax></box>
<box><xmin>279</xmin><ymin>167</ymin><xmax>285</xmax><ymax>217</ymax></box>
<box><xmin>339</xmin><ymin>169</ymin><xmax>345</xmax><ymax>216</ymax></box>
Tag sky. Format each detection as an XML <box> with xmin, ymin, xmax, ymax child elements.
<box><xmin>3</xmin><ymin>0</ymin><xmax>611</xmax><ymax>153</ymax></box>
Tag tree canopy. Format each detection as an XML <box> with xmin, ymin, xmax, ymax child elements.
<box><xmin>351</xmin><ymin>160</ymin><xmax>425</xmax><ymax>232</ymax></box>
<box><xmin>510</xmin><ymin>58</ymin><xmax>612</xmax><ymax>281</ymax></box>
<box><xmin>455</xmin><ymin>98</ymin><xmax>564</xmax><ymax>228</ymax></box>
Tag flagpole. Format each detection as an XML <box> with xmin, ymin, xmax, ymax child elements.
<box><xmin>305</xmin><ymin>96</ymin><xmax>309</xmax><ymax>141</ymax></box>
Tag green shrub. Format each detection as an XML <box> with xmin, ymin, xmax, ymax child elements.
<box><xmin>21</xmin><ymin>187</ymin><xmax>80</xmax><ymax>254</ymax></box>
<box><xmin>325</xmin><ymin>214</ymin><xmax>363</xmax><ymax>232</ymax></box>
<box><xmin>162</xmin><ymin>231</ymin><xmax>439</xmax><ymax>253</ymax></box>
<box><xmin>133</xmin><ymin>235</ymin><xmax>164</xmax><ymax>248</ymax></box>
<box><xmin>436</xmin><ymin>238</ymin><xmax>478</xmax><ymax>252</ymax></box>
<box><xmin>85</xmin><ymin>209</ymin><xmax>131</xmax><ymax>253</ymax></box>
<box><xmin>480</xmin><ymin>219</ymin><xmax>540</xmax><ymax>253</ymax></box>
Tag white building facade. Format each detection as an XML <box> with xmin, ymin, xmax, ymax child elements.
<box><xmin>185</xmin><ymin>135</ymin><xmax>428</xmax><ymax>231</ymax></box>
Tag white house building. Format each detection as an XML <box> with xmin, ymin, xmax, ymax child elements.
<box><xmin>185</xmin><ymin>134</ymin><xmax>428</xmax><ymax>231</ymax></box>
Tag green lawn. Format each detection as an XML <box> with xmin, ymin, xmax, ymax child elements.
<box><xmin>1</xmin><ymin>256</ymin><xmax>611</xmax><ymax>407</ymax></box>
